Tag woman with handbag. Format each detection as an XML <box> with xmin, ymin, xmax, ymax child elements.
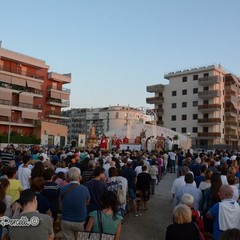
<box><xmin>85</xmin><ymin>190</ymin><xmax>122</xmax><ymax>240</ymax></box>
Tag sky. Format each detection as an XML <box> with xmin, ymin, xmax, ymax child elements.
<box><xmin>1</xmin><ymin>0</ymin><xmax>240</xmax><ymax>109</ymax></box>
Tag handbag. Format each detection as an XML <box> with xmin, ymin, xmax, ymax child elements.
<box><xmin>78</xmin><ymin>211</ymin><xmax>115</xmax><ymax>240</ymax></box>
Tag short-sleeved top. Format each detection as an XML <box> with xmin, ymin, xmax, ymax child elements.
<box><xmin>84</xmin><ymin>180</ymin><xmax>107</xmax><ymax>213</ymax></box>
<box><xmin>122</xmin><ymin>167</ymin><xmax>136</xmax><ymax>189</ymax></box>
<box><xmin>61</xmin><ymin>183</ymin><xmax>90</xmax><ymax>222</ymax></box>
<box><xmin>17</xmin><ymin>165</ymin><xmax>31</xmax><ymax>190</ymax></box>
<box><xmin>35</xmin><ymin>192</ymin><xmax>50</xmax><ymax>214</ymax></box>
<box><xmin>6</xmin><ymin>179</ymin><xmax>22</xmax><ymax>202</ymax></box>
<box><xmin>89</xmin><ymin>211</ymin><xmax>122</xmax><ymax>234</ymax></box>
<box><xmin>9</xmin><ymin>211</ymin><xmax>53</xmax><ymax>240</ymax></box>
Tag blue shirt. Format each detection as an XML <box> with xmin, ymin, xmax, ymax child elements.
<box><xmin>61</xmin><ymin>183</ymin><xmax>90</xmax><ymax>222</ymax></box>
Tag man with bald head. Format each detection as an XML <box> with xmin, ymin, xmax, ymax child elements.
<box><xmin>206</xmin><ymin>185</ymin><xmax>240</xmax><ymax>240</ymax></box>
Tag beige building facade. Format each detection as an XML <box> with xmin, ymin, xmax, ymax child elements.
<box><xmin>147</xmin><ymin>64</ymin><xmax>240</xmax><ymax>149</ymax></box>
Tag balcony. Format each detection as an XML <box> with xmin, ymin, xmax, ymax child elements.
<box><xmin>198</xmin><ymin>132</ymin><xmax>221</xmax><ymax>139</ymax></box>
<box><xmin>225</xmin><ymin>108</ymin><xmax>238</xmax><ymax>116</ymax></box>
<box><xmin>198</xmin><ymin>118</ymin><xmax>221</xmax><ymax>125</ymax></box>
<box><xmin>45</xmin><ymin>111</ymin><xmax>69</xmax><ymax>120</ymax></box>
<box><xmin>146</xmin><ymin>96</ymin><xmax>164</xmax><ymax>104</ymax></box>
<box><xmin>155</xmin><ymin>109</ymin><xmax>164</xmax><ymax>116</ymax></box>
<box><xmin>47</xmin><ymin>85</ymin><xmax>70</xmax><ymax>93</ymax></box>
<box><xmin>48</xmin><ymin>72</ymin><xmax>71</xmax><ymax>83</ymax></box>
<box><xmin>0</xmin><ymin>81</ymin><xmax>43</xmax><ymax>97</ymax></box>
<box><xmin>225</xmin><ymin>84</ymin><xmax>238</xmax><ymax>93</ymax></box>
<box><xmin>198</xmin><ymin>75</ymin><xmax>221</xmax><ymax>86</ymax></box>
<box><xmin>198</xmin><ymin>90</ymin><xmax>221</xmax><ymax>99</ymax></box>
<box><xmin>146</xmin><ymin>84</ymin><xmax>164</xmax><ymax>93</ymax></box>
<box><xmin>225</xmin><ymin>95</ymin><xmax>238</xmax><ymax>103</ymax></box>
<box><xmin>47</xmin><ymin>98</ymin><xmax>70</xmax><ymax>107</ymax></box>
<box><xmin>0</xmin><ymin>116</ymin><xmax>35</xmax><ymax>127</ymax></box>
<box><xmin>225</xmin><ymin>134</ymin><xmax>238</xmax><ymax>141</ymax></box>
<box><xmin>225</xmin><ymin>121</ymin><xmax>238</xmax><ymax>129</ymax></box>
<box><xmin>0</xmin><ymin>99</ymin><xmax>41</xmax><ymax>110</ymax></box>
<box><xmin>0</xmin><ymin>64</ymin><xmax>45</xmax><ymax>80</ymax></box>
<box><xmin>198</xmin><ymin>104</ymin><xmax>221</xmax><ymax>113</ymax></box>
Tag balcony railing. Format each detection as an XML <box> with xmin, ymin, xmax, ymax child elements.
<box><xmin>198</xmin><ymin>132</ymin><xmax>221</xmax><ymax>138</ymax></box>
<box><xmin>0</xmin><ymin>81</ymin><xmax>43</xmax><ymax>95</ymax></box>
<box><xmin>47</xmin><ymin>85</ymin><xmax>70</xmax><ymax>93</ymax></box>
<box><xmin>46</xmin><ymin>111</ymin><xmax>69</xmax><ymax>119</ymax></box>
<box><xmin>198</xmin><ymin>118</ymin><xmax>221</xmax><ymax>125</ymax></box>
<box><xmin>225</xmin><ymin>108</ymin><xmax>238</xmax><ymax>115</ymax></box>
<box><xmin>146</xmin><ymin>96</ymin><xmax>164</xmax><ymax>104</ymax></box>
<box><xmin>47</xmin><ymin>98</ymin><xmax>70</xmax><ymax>107</ymax></box>
<box><xmin>198</xmin><ymin>75</ymin><xmax>221</xmax><ymax>86</ymax></box>
<box><xmin>198</xmin><ymin>90</ymin><xmax>221</xmax><ymax>99</ymax></box>
<box><xmin>225</xmin><ymin>95</ymin><xmax>238</xmax><ymax>103</ymax></box>
<box><xmin>0</xmin><ymin>64</ymin><xmax>44</xmax><ymax>80</ymax></box>
<box><xmin>146</xmin><ymin>84</ymin><xmax>164</xmax><ymax>93</ymax></box>
<box><xmin>156</xmin><ymin>109</ymin><xmax>164</xmax><ymax>115</ymax></box>
<box><xmin>0</xmin><ymin>116</ymin><xmax>35</xmax><ymax>126</ymax></box>
<box><xmin>0</xmin><ymin>99</ymin><xmax>41</xmax><ymax>110</ymax></box>
<box><xmin>198</xmin><ymin>104</ymin><xmax>221</xmax><ymax>112</ymax></box>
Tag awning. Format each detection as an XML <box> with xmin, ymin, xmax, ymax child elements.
<box><xmin>0</xmin><ymin>73</ymin><xmax>11</xmax><ymax>83</ymax></box>
<box><xmin>27</xmin><ymin>80</ymin><xmax>42</xmax><ymax>90</ymax></box>
<box><xmin>61</xmin><ymin>92</ymin><xmax>69</xmax><ymax>100</ymax></box>
<box><xmin>22</xmin><ymin>111</ymin><xmax>38</xmax><ymax>119</ymax></box>
<box><xmin>51</xmin><ymin>91</ymin><xmax>61</xmax><ymax>99</ymax></box>
<box><xmin>0</xmin><ymin>90</ymin><xmax>12</xmax><ymax>100</ymax></box>
<box><xmin>0</xmin><ymin>108</ymin><xmax>11</xmax><ymax>117</ymax></box>
<box><xmin>19</xmin><ymin>94</ymin><xmax>33</xmax><ymax>104</ymax></box>
<box><xmin>12</xmin><ymin>77</ymin><xmax>26</xmax><ymax>87</ymax></box>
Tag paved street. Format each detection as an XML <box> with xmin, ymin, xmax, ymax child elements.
<box><xmin>120</xmin><ymin>173</ymin><xmax>176</xmax><ymax>240</ymax></box>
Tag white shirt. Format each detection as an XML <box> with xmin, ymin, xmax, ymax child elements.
<box><xmin>17</xmin><ymin>165</ymin><xmax>31</xmax><ymax>190</ymax></box>
<box><xmin>171</xmin><ymin>175</ymin><xmax>196</xmax><ymax>195</ymax></box>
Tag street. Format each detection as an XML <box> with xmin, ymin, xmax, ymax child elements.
<box><xmin>120</xmin><ymin>173</ymin><xmax>176</xmax><ymax>240</ymax></box>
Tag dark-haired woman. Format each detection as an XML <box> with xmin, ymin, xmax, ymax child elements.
<box><xmin>85</xmin><ymin>190</ymin><xmax>122</xmax><ymax>240</ymax></box>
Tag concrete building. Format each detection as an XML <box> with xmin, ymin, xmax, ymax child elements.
<box><xmin>147</xmin><ymin>64</ymin><xmax>240</xmax><ymax>149</ymax></box>
<box><xmin>61</xmin><ymin>106</ymin><xmax>150</xmax><ymax>144</ymax></box>
<box><xmin>0</xmin><ymin>46</ymin><xmax>71</xmax><ymax>146</ymax></box>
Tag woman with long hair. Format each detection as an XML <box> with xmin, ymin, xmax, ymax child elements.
<box><xmin>85</xmin><ymin>190</ymin><xmax>122</xmax><ymax>240</ymax></box>
<box><xmin>202</xmin><ymin>172</ymin><xmax>222</xmax><ymax>236</ymax></box>
<box><xmin>31</xmin><ymin>161</ymin><xmax>44</xmax><ymax>181</ymax></box>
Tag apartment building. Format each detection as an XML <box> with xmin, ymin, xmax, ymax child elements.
<box><xmin>146</xmin><ymin>64</ymin><xmax>240</xmax><ymax>148</ymax></box>
<box><xmin>0</xmin><ymin>46</ymin><xmax>71</xmax><ymax>146</ymax></box>
<box><xmin>61</xmin><ymin>105</ymin><xmax>150</xmax><ymax>144</ymax></box>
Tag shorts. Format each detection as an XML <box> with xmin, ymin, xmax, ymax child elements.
<box><xmin>128</xmin><ymin>188</ymin><xmax>136</xmax><ymax>200</ymax></box>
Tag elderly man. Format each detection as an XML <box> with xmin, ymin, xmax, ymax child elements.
<box><xmin>206</xmin><ymin>185</ymin><xmax>240</xmax><ymax>240</ymax></box>
<box><xmin>61</xmin><ymin>167</ymin><xmax>90</xmax><ymax>240</ymax></box>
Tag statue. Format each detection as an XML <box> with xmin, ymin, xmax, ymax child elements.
<box><xmin>140</xmin><ymin>129</ymin><xmax>147</xmax><ymax>139</ymax></box>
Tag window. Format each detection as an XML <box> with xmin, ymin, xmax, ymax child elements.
<box><xmin>192</xmin><ymin>127</ymin><xmax>198</xmax><ymax>133</ymax></box>
<box><xmin>182</xmin><ymin>115</ymin><xmax>187</xmax><ymax>120</ymax></box>
<box><xmin>193</xmin><ymin>88</ymin><xmax>198</xmax><ymax>94</ymax></box>
<box><xmin>172</xmin><ymin>103</ymin><xmax>177</xmax><ymax>108</ymax></box>
<box><xmin>181</xmin><ymin>127</ymin><xmax>187</xmax><ymax>133</ymax></box>
<box><xmin>171</xmin><ymin>115</ymin><xmax>176</xmax><ymax>121</ymax></box>
<box><xmin>171</xmin><ymin>128</ymin><xmax>176</xmax><ymax>132</ymax></box>
<box><xmin>172</xmin><ymin>91</ymin><xmax>177</xmax><ymax>96</ymax></box>
<box><xmin>203</xmin><ymin>100</ymin><xmax>209</xmax><ymax>105</ymax></box>
<box><xmin>204</xmin><ymin>87</ymin><xmax>209</xmax><ymax>91</ymax></box>
<box><xmin>182</xmin><ymin>89</ymin><xmax>187</xmax><ymax>95</ymax></box>
<box><xmin>182</xmin><ymin>76</ymin><xmax>187</xmax><ymax>82</ymax></box>
<box><xmin>182</xmin><ymin>102</ymin><xmax>187</xmax><ymax>108</ymax></box>
<box><xmin>193</xmin><ymin>75</ymin><xmax>198</xmax><ymax>80</ymax></box>
<box><xmin>115</xmin><ymin>112</ymin><xmax>119</xmax><ymax>118</ymax></box>
<box><xmin>193</xmin><ymin>114</ymin><xmax>198</xmax><ymax>120</ymax></box>
<box><xmin>193</xmin><ymin>101</ymin><xmax>198</xmax><ymax>107</ymax></box>
<box><xmin>203</xmin><ymin>73</ymin><xmax>209</xmax><ymax>77</ymax></box>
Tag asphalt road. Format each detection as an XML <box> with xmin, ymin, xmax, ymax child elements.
<box><xmin>120</xmin><ymin>173</ymin><xmax>176</xmax><ymax>240</ymax></box>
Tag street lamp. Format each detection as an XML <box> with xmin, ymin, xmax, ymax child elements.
<box><xmin>7</xmin><ymin>90</ymin><xmax>23</xmax><ymax>145</ymax></box>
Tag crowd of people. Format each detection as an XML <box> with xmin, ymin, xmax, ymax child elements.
<box><xmin>1</xmin><ymin>144</ymin><xmax>240</xmax><ymax>239</ymax></box>
<box><xmin>169</xmin><ymin>148</ymin><xmax>240</xmax><ymax>240</ymax></box>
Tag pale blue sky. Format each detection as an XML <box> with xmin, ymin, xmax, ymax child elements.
<box><xmin>1</xmin><ymin>0</ymin><xmax>240</xmax><ymax>108</ymax></box>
